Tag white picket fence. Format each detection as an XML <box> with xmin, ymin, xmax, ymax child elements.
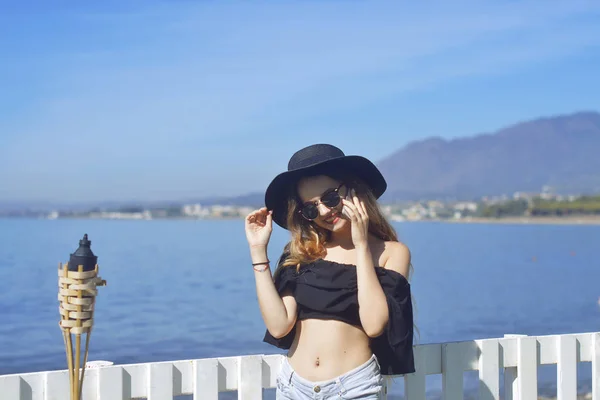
<box><xmin>1</xmin><ymin>331</ymin><xmax>598</xmax><ymax>400</ymax></box>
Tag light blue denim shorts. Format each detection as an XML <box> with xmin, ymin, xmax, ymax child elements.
<box><xmin>275</xmin><ymin>354</ymin><xmax>383</xmax><ymax>399</ymax></box>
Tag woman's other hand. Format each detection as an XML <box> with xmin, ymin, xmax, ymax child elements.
<box><xmin>245</xmin><ymin>207</ymin><xmax>273</xmax><ymax>248</ymax></box>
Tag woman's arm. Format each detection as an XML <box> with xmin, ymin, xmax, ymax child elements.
<box><xmin>343</xmin><ymin>189</ymin><xmax>412</xmax><ymax>338</ymax></box>
<box><xmin>342</xmin><ymin>190</ymin><xmax>390</xmax><ymax>337</ymax></box>
<box><xmin>251</xmin><ymin>245</ymin><xmax>297</xmax><ymax>338</ymax></box>
<box><xmin>355</xmin><ymin>244</ymin><xmax>389</xmax><ymax>337</ymax></box>
<box><xmin>356</xmin><ymin>241</ymin><xmax>411</xmax><ymax>337</ymax></box>
<box><xmin>245</xmin><ymin>208</ymin><xmax>297</xmax><ymax>339</ymax></box>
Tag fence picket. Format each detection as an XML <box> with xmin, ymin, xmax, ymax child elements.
<box><xmin>405</xmin><ymin>345</ymin><xmax>426</xmax><ymax>400</ymax></box>
<box><xmin>194</xmin><ymin>359</ymin><xmax>219</xmax><ymax>400</ymax></box>
<box><xmin>148</xmin><ymin>363</ymin><xmax>173</xmax><ymax>400</ymax></box>
<box><xmin>442</xmin><ymin>342</ymin><xmax>464</xmax><ymax>400</ymax></box>
<box><xmin>517</xmin><ymin>336</ymin><xmax>537</xmax><ymax>400</ymax></box>
<box><xmin>557</xmin><ymin>335</ymin><xmax>577</xmax><ymax>400</ymax></box>
<box><xmin>503</xmin><ymin>334</ymin><xmax>528</xmax><ymax>400</ymax></box>
<box><xmin>593</xmin><ymin>333</ymin><xmax>600</xmax><ymax>400</ymax></box>
<box><xmin>238</xmin><ymin>355</ymin><xmax>263</xmax><ymax>400</ymax></box>
<box><xmin>19</xmin><ymin>373</ymin><xmax>44</xmax><ymax>399</ymax></box>
<box><xmin>98</xmin><ymin>366</ymin><xmax>124</xmax><ymax>400</ymax></box>
<box><xmin>44</xmin><ymin>371</ymin><xmax>69</xmax><ymax>400</ymax></box>
<box><xmin>124</xmin><ymin>364</ymin><xmax>147</xmax><ymax>399</ymax></box>
<box><xmin>262</xmin><ymin>355</ymin><xmax>283</xmax><ymax>390</ymax></box>
<box><xmin>0</xmin><ymin>375</ymin><xmax>21</xmax><ymax>399</ymax></box>
<box><xmin>478</xmin><ymin>339</ymin><xmax>499</xmax><ymax>400</ymax></box>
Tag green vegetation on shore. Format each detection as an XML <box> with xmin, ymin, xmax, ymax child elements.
<box><xmin>481</xmin><ymin>195</ymin><xmax>600</xmax><ymax>218</ymax></box>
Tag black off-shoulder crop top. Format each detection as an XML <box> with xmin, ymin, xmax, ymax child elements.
<box><xmin>263</xmin><ymin>254</ymin><xmax>415</xmax><ymax>376</ymax></box>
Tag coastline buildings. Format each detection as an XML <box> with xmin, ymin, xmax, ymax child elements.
<box><xmin>1</xmin><ymin>188</ymin><xmax>597</xmax><ymax>221</ymax></box>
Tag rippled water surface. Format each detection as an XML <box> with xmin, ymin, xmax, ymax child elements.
<box><xmin>1</xmin><ymin>218</ymin><xmax>598</xmax><ymax>396</ymax></box>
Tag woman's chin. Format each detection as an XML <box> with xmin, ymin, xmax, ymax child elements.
<box><xmin>327</xmin><ymin>218</ymin><xmax>348</xmax><ymax>232</ymax></box>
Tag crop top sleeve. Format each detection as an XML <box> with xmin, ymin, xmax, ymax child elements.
<box><xmin>262</xmin><ymin>254</ymin><xmax>297</xmax><ymax>349</ymax></box>
<box><xmin>370</xmin><ymin>268</ymin><xmax>415</xmax><ymax>375</ymax></box>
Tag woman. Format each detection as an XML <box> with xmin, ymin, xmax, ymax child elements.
<box><xmin>245</xmin><ymin>144</ymin><xmax>415</xmax><ymax>399</ymax></box>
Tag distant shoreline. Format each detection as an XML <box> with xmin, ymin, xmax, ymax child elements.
<box><xmin>2</xmin><ymin>215</ymin><xmax>600</xmax><ymax>226</ymax></box>
<box><xmin>434</xmin><ymin>216</ymin><xmax>600</xmax><ymax>226</ymax></box>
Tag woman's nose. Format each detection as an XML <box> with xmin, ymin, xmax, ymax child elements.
<box><xmin>317</xmin><ymin>203</ymin><xmax>330</xmax><ymax>216</ymax></box>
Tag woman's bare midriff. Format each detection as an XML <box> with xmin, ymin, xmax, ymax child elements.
<box><xmin>286</xmin><ymin>319</ymin><xmax>373</xmax><ymax>381</ymax></box>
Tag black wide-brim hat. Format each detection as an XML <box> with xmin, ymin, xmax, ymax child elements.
<box><xmin>265</xmin><ymin>144</ymin><xmax>387</xmax><ymax>229</ymax></box>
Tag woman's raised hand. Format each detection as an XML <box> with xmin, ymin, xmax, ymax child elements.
<box><xmin>245</xmin><ymin>207</ymin><xmax>273</xmax><ymax>248</ymax></box>
<box><xmin>341</xmin><ymin>188</ymin><xmax>369</xmax><ymax>249</ymax></box>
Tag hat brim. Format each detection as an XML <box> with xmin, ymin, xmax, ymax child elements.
<box><xmin>264</xmin><ymin>155</ymin><xmax>387</xmax><ymax>229</ymax></box>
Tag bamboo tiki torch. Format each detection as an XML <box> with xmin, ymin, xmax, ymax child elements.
<box><xmin>58</xmin><ymin>234</ymin><xmax>106</xmax><ymax>400</ymax></box>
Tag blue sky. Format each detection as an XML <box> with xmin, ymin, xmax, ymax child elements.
<box><xmin>1</xmin><ymin>1</ymin><xmax>600</xmax><ymax>203</ymax></box>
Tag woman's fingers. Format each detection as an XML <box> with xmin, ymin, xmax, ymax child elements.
<box><xmin>342</xmin><ymin>199</ymin><xmax>363</xmax><ymax>223</ymax></box>
<box><xmin>359</xmin><ymin>200</ymin><xmax>368</xmax><ymax>221</ymax></box>
<box><xmin>342</xmin><ymin>201</ymin><xmax>366</xmax><ymax>231</ymax></box>
<box><xmin>351</xmin><ymin>189</ymin><xmax>368</xmax><ymax>220</ymax></box>
<box><xmin>350</xmin><ymin>189</ymin><xmax>362</xmax><ymax>215</ymax></box>
<box><xmin>265</xmin><ymin>210</ymin><xmax>273</xmax><ymax>227</ymax></box>
<box><xmin>342</xmin><ymin>199</ymin><xmax>356</xmax><ymax>213</ymax></box>
<box><xmin>246</xmin><ymin>208</ymin><xmax>270</xmax><ymax>227</ymax></box>
<box><xmin>343</xmin><ymin>203</ymin><xmax>357</xmax><ymax>221</ymax></box>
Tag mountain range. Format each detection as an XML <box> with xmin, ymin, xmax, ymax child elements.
<box><xmin>377</xmin><ymin>110</ymin><xmax>600</xmax><ymax>202</ymax></box>
<box><xmin>2</xmin><ymin>110</ymin><xmax>599</xmax><ymax>211</ymax></box>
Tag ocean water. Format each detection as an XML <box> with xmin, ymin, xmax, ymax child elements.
<box><xmin>0</xmin><ymin>218</ymin><xmax>598</xmax><ymax>398</ymax></box>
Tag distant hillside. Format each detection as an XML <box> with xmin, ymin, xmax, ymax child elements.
<box><xmin>377</xmin><ymin>111</ymin><xmax>600</xmax><ymax>202</ymax></box>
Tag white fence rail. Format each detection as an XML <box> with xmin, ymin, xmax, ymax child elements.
<box><xmin>1</xmin><ymin>332</ymin><xmax>598</xmax><ymax>399</ymax></box>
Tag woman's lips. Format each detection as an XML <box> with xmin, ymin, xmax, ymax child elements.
<box><xmin>325</xmin><ymin>212</ymin><xmax>341</xmax><ymax>224</ymax></box>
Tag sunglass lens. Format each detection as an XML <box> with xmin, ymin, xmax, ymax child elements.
<box><xmin>301</xmin><ymin>204</ymin><xmax>318</xmax><ymax>220</ymax></box>
<box><xmin>321</xmin><ymin>191</ymin><xmax>341</xmax><ymax>208</ymax></box>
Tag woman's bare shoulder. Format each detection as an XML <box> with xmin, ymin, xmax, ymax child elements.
<box><xmin>381</xmin><ymin>241</ymin><xmax>411</xmax><ymax>278</ymax></box>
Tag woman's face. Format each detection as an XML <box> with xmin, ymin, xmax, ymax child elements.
<box><xmin>296</xmin><ymin>175</ymin><xmax>349</xmax><ymax>232</ymax></box>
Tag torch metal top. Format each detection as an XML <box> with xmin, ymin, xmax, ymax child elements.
<box><xmin>68</xmin><ymin>233</ymin><xmax>98</xmax><ymax>271</ymax></box>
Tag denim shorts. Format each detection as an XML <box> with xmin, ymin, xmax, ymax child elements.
<box><xmin>275</xmin><ymin>354</ymin><xmax>384</xmax><ymax>399</ymax></box>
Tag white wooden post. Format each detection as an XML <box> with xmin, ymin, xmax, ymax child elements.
<box><xmin>194</xmin><ymin>359</ymin><xmax>219</xmax><ymax>400</ymax></box>
<box><xmin>593</xmin><ymin>332</ymin><xmax>600</xmax><ymax>400</ymax></box>
<box><xmin>0</xmin><ymin>375</ymin><xmax>20</xmax><ymax>399</ymax></box>
<box><xmin>503</xmin><ymin>334</ymin><xmax>528</xmax><ymax>400</ymax></box>
<box><xmin>442</xmin><ymin>342</ymin><xmax>464</xmax><ymax>400</ymax></box>
<box><xmin>237</xmin><ymin>355</ymin><xmax>262</xmax><ymax>400</ymax></box>
<box><xmin>98</xmin><ymin>366</ymin><xmax>124</xmax><ymax>400</ymax></box>
<box><xmin>45</xmin><ymin>370</ymin><xmax>70</xmax><ymax>400</ymax></box>
<box><xmin>557</xmin><ymin>335</ymin><xmax>577</xmax><ymax>400</ymax></box>
<box><xmin>517</xmin><ymin>336</ymin><xmax>537</xmax><ymax>400</ymax></box>
<box><xmin>148</xmin><ymin>363</ymin><xmax>173</xmax><ymax>400</ymax></box>
<box><xmin>404</xmin><ymin>345</ymin><xmax>426</xmax><ymax>400</ymax></box>
<box><xmin>478</xmin><ymin>339</ymin><xmax>500</xmax><ymax>400</ymax></box>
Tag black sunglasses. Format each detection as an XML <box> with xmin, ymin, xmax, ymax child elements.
<box><xmin>298</xmin><ymin>183</ymin><xmax>347</xmax><ymax>221</ymax></box>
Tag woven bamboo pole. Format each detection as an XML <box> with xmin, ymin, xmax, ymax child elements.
<box><xmin>58</xmin><ymin>235</ymin><xmax>106</xmax><ymax>400</ymax></box>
